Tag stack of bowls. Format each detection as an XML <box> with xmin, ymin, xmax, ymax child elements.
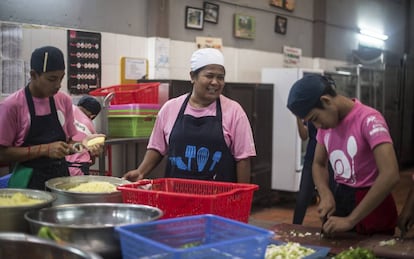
<box><xmin>25</xmin><ymin>203</ymin><xmax>163</xmax><ymax>258</ymax></box>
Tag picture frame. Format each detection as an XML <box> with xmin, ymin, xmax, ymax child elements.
<box><xmin>269</xmin><ymin>0</ymin><xmax>295</xmax><ymax>12</ymax></box>
<box><xmin>203</xmin><ymin>2</ymin><xmax>219</xmax><ymax>24</ymax></box>
<box><xmin>234</xmin><ymin>13</ymin><xmax>256</xmax><ymax>39</ymax></box>
<box><xmin>269</xmin><ymin>0</ymin><xmax>284</xmax><ymax>8</ymax></box>
<box><xmin>185</xmin><ymin>6</ymin><xmax>204</xmax><ymax>30</ymax></box>
<box><xmin>275</xmin><ymin>15</ymin><xmax>288</xmax><ymax>35</ymax></box>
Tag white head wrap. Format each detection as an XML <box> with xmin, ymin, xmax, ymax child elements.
<box><xmin>190</xmin><ymin>48</ymin><xmax>224</xmax><ymax>71</ymax></box>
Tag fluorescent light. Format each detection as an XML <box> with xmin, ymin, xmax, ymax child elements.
<box><xmin>357</xmin><ymin>34</ymin><xmax>385</xmax><ymax>49</ymax></box>
<box><xmin>359</xmin><ymin>29</ymin><xmax>388</xmax><ymax>41</ymax></box>
<box><xmin>336</xmin><ymin>70</ymin><xmax>352</xmax><ymax>76</ymax></box>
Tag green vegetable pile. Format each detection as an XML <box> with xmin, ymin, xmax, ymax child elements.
<box><xmin>265</xmin><ymin>242</ymin><xmax>316</xmax><ymax>259</ymax></box>
<box><xmin>334</xmin><ymin>247</ymin><xmax>377</xmax><ymax>259</ymax></box>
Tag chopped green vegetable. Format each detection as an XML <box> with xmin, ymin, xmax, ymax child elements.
<box><xmin>180</xmin><ymin>241</ymin><xmax>202</xmax><ymax>249</ymax></box>
<box><xmin>37</xmin><ymin>226</ymin><xmax>63</xmax><ymax>244</ymax></box>
<box><xmin>334</xmin><ymin>247</ymin><xmax>377</xmax><ymax>259</ymax></box>
<box><xmin>265</xmin><ymin>242</ymin><xmax>315</xmax><ymax>259</ymax></box>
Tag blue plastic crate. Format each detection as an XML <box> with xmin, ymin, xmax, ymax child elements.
<box><xmin>115</xmin><ymin>214</ymin><xmax>274</xmax><ymax>259</ymax></box>
<box><xmin>267</xmin><ymin>240</ymin><xmax>331</xmax><ymax>259</ymax></box>
<box><xmin>0</xmin><ymin>174</ymin><xmax>11</xmax><ymax>188</ymax></box>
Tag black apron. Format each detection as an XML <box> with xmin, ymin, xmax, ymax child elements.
<box><xmin>166</xmin><ymin>94</ymin><xmax>236</xmax><ymax>182</ymax></box>
<box><xmin>21</xmin><ymin>86</ymin><xmax>70</xmax><ymax>190</ymax></box>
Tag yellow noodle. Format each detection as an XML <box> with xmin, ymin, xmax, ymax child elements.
<box><xmin>0</xmin><ymin>192</ymin><xmax>43</xmax><ymax>206</ymax></box>
<box><xmin>67</xmin><ymin>181</ymin><xmax>116</xmax><ymax>193</ymax></box>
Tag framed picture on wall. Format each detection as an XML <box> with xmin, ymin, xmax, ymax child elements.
<box><xmin>185</xmin><ymin>6</ymin><xmax>204</xmax><ymax>30</ymax></box>
<box><xmin>269</xmin><ymin>0</ymin><xmax>295</xmax><ymax>12</ymax></box>
<box><xmin>275</xmin><ymin>15</ymin><xmax>287</xmax><ymax>34</ymax></box>
<box><xmin>203</xmin><ymin>2</ymin><xmax>219</xmax><ymax>24</ymax></box>
<box><xmin>234</xmin><ymin>13</ymin><xmax>256</xmax><ymax>39</ymax></box>
<box><xmin>269</xmin><ymin>0</ymin><xmax>284</xmax><ymax>8</ymax></box>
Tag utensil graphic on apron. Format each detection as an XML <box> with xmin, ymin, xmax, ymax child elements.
<box><xmin>209</xmin><ymin>151</ymin><xmax>222</xmax><ymax>171</ymax></box>
<box><xmin>197</xmin><ymin>147</ymin><xmax>209</xmax><ymax>172</ymax></box>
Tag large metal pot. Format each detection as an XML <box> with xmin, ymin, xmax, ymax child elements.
<box><xmin>45</xmin><ymin>175</ymin><xmax>130</xmax><ymax>206</ymax></box>
<box><xmin>0</xmin><ymin>232</ymin><xmax>102</xmax><ymax>259</ymax></box>
<box><xmin>25</xmin><ymin>203</ymin><xmax>163</xmax><ymax>259</ymax></box>
<box><xmin>0</xmin><ymin>188</ymin><xmax>56</xmax><ymax>233</ymax></box>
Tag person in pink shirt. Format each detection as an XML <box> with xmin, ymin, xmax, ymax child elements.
<box><xmin>0</xmin><ymin>46</ymin><xmax>104</xmax><ymax>189</ymax></box>
<box><xmin>66</xmin><ymin>96</ymin><xmax>102</xmax><ymax>176</ymax></box>
<box><xmin>123</xmin><ymin>48</ymin><xmax>256</xmax><ymax>183</ymax></box>
<box><xmin>287</xmin><ymin>74</ymin><xmax>399</xmax><ymax>235</ymax></box>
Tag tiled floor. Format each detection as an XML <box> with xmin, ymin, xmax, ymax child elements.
<box><xmin>249</xmin><ymin>167</ymin><xmax>414</xmax><ymax>231</ymax></box>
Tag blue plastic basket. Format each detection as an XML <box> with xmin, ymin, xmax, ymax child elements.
<box><xmin>267</xmin><ymin>240</ymin><xmax>331</xmax><ymax>259</ymax></box>
<box><xmin>115</xmin><ymin>214</ymin><xmax>274</xmax><ymax>259</ymax></box>
<box><xmin>0</xmin><ymin>174</ymin><xmax>11</xmax><ymax>188</ymax></box>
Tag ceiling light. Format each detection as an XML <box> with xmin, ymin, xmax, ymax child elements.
<box><xmin>359</xmin><ymin>29</ymin><xmax>388</xmax><ymax>41</ymax></box>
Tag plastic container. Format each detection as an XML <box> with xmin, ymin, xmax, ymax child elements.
<box><xmin>115</xmin><ymin>214</ymin><xmax>274</xmax><ymax>259</ymax></box>
<box><xmin>267</xmin><ymin>240</ymin><xmax>331</xmax><ymax>259</ymax></box>
<box><xmin>89</xmin><ymin>83</ymin><xmax>159</xmax><ymax>105</ymax></box>
<box><xmin>0</xmin><ymin>174</ymin><xmax>11</xmax><ymax>188</ymax></box>
<box><xmin>117</xmin><ymin>178</ymin><xmax>259</xmax><ymax>222</ymax></box>
<box><xmin>108</xmin><ymin>103</ymin><xmax>161</xmax><ymax>116</ymax></box>
<box><xmin>108</xmin><ymin>114</ymin><xmax>156</xmax><ymax>138</ymax></box>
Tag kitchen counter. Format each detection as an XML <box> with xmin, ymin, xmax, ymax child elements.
<box><xmin>270</xmin><ymin>223</ymin><xmax>414</xmax><ymax>258</ymax></box>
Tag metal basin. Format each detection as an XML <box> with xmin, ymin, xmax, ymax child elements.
<box><xmin>0</xmin><ymin>232</ymin><xmax>102</xmax><ymax>259</ymax></box>
<box><xmin>25</xmin><ymin>203</ymin><xmax>163</xmax><ymax>258</ymax></box>
<box><xmin>45</xmin><ymin>175</ymin><xmax>130</xmax><ymax>205</ymax></box>
<box><xmin>0</xmin><ymin>188</ymin><xmax>56</xmax><ymax>233</ymax></box>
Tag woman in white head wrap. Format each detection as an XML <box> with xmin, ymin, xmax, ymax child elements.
<box><xmin>123</xmin><ymin>48</ymin><xmax>256</xmax><ymax>183</ymax></box>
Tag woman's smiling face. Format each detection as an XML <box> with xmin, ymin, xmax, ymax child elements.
<box><xmin>191</xmin><ymin>64</ymin><xmax>225</xmax><ymax>104</ymax></box>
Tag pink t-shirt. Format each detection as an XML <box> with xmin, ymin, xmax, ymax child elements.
<box><xmin>66</xmin><ymin>105</ymin><xmax>97</xmax><ymax>176</ymax></box>
<box><xmin>316</xmin><ymin>99</ymin><xmax>393</xmax><ymax>188</ymax></box>
<box><xmin>0</xmin><ymin>88</ymin><xmax>77</xmax><ymax>147</ymax></box>
<box><xmin>148</xmin><ymin>94</ymin><xmax>256</xmax><ymax>161</ymax></box>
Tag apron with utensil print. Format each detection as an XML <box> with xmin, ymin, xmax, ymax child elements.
<box><xmin>166</xmin><ymin>94</ymin><xmax>236</xmax><ymax>182</ymax></box>
<box><xmin>17</xmin><ymin>86</ymin><xmax>70</xmax><ymax>190</ymax></box>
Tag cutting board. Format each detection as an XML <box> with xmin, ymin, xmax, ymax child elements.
<box><xmin>271</xmin><ymin>223</ymin><xmax>372</xmax><ymax>255</ymax></box>
<box><xmin>358</xmin><ymin>235</ymin><xmax>414</xmax><ymax>259</ymax></box>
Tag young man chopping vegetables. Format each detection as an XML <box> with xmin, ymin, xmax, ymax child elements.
<box><xmin>287</xmin><ymin>74</ymin><xmax>399</xmax><ymax>235</ymax></box>
<box><xmin>0</xmin><ymin>46</ymin><xmax>105</xmax><ymax>190</ymax></box>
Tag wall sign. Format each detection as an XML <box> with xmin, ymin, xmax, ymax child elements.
<box><xmin>120</xmin><ymin>57</ymin><xmax>148</xmax><ymax>84</ymax></box>
<box><xmin>67</xmin><ymin>30</ymin><xmax>102</xmax><ymax>95</ymax></box>
<box><xmin>283</xmin><ymin>45</ymin><xmax>302</xmax><ymax>67</ymax></box>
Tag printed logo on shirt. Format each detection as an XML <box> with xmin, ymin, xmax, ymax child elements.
<box><xmin>329</xmin><ymin>135</ymin><xmax>357</xmax><ymax>185</ymax></box>
<box><xmin>365</xmin><ymin>115</ymin><xmax>389</xmax><ymax>137</ymax></box>
<box><xmin>74</xmin><ymin>120</ymin><xmax>92</xmax><ymax>135</ymax></box>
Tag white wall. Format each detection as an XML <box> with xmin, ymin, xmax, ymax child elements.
<box><xmin>1</xmin><ymin>22</ymin><xmax>347</xmax><ymax>101</ymax></box>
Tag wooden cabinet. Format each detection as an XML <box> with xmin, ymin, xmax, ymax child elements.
<box><xmin>139</xmin><ymin>79</ymin><xmax>273</xmax><ymax>197</ymax></box>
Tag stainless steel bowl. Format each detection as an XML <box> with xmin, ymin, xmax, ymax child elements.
<box><xmin>0</xmin><ymin>232</ymin><xmax>102</xmax><ymax>259</ymax></box>
<box><xmin>45</xmin><ymin>175</ymin><xmax>130</xmax><ymax>205</ymax></box>
<box><xmin>0</xmin><ymin>188</ymin><xmax>56</xmax><ymax>233</ymax></box>
<box><xmin>25</xmin><ymin>203</ymin><xmax>163</xmax><ymax>258</ymax></box>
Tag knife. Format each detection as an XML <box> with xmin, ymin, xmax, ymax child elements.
<box><xmin>320</xmin><ymin>215</ymin><xmax>328</xmax><ymax>239</ymax></box>
<box><xmin>400</xmin><ymin>229</ymin><xmax>406</xmax><ymax>240</ymax></box>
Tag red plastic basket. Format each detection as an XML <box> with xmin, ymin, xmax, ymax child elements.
<box><xmin>117</xmin><ymin>178</ymin><xmax>259</xmax><ymax>223</ymax></box>
<box><xmin>89</xmin><ymin>83</ymin><xmax>159</xmax><ymax>104</ymax></box>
